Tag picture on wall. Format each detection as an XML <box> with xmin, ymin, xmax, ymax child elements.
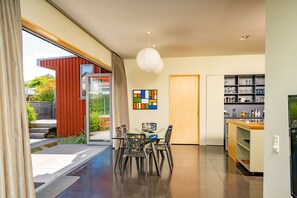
<box><xmin>133</xmin><ymin>89</ymin><xmax>158</xmax><ymax>110</ymax></box>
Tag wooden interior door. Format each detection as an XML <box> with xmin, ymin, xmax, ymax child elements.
<box><xmin>170</xmin><ymin>75</ymin><xmax>199</xmax><ymax>144</ymax></box>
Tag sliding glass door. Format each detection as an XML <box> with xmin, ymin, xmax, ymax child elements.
<box><xmin>86</xmin><ymin>73</ymin><xmax>112</xmax><ymax>145</ymax></box>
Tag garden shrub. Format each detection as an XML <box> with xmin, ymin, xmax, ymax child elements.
<box><xmin>26</xmin><ymin>102</ymin><xmax>37</xmax><ymax>126</ymax></box>
<box><xmin>59</xmin><ymin>130</ymin><xmax>87</xmax><ymax>144</ymax></box>
<box><xmin>90</xmin><ymin>112</ymin><xmax>100</xmax><ymax>132</ymax></box>
<box><xmin>74</xmin><ymin>131</ymin><xmax>87</xmax><ymax>144</ymax></box>
<box><xmin>98</xmin><ymin>118</ymin><xmax>110</xmax><ymax>131</ymax></box>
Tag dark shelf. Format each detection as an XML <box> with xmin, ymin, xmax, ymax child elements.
<box><xmin>224</xmin><ymin>74</ymin><xmax>265</xmax><ymax>106</ymax></box>
<box><xmin>225</xmin><ymin>102</ymin><xmax>265</xmax><ymax>105</ymax></box>
<box><xmin>238</xmin><ymin>93</ymin><xmax>255</xmax><ymax>96</ymax></box>
<box><xmin>224</xmin><ymin>93</ymin><xmax>238</xmax><ymax>95</ymax></box>
<box><xmin>225</xmin><ymin>116</ymin><xmax>264</xmax><ymax>119</ymax></box>
<box><xmin>239</xmin><ymin>84</ymin><xmax>255</xmax><ymax>87</ymax></box>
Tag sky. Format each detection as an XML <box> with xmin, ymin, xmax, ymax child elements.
<box><xmin>22</xmin><ymin>30</ymin><xmax>73</xmax><ymax>82</ymax></box>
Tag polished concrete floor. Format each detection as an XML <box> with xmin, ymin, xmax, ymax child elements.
<box><xmin>57</xmin><ymin>145</ymin><xmax>263</xmax><ymax>198</ymax></box>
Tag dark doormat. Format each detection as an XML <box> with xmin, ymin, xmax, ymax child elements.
<box><xmin>36</xmin><ymin>176</ymin><xmax>79</xmax><ymax>198</ymax></box>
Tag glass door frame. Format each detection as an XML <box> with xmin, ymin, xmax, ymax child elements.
<box><xmin>86</xmin><ymin>73</ymin><xmax>112</xmax><ymax>145</ymax></box>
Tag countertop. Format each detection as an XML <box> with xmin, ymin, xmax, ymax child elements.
<box><xmin>226</xmin><ymin>119</ymin><xmax>264</xmax><ymax>130</ymax></box>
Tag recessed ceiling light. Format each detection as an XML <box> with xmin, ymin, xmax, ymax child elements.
<box><xmin>240</xmin><ymin>35</ymin><xmax>250</xmax><ymax>40</ymax></box>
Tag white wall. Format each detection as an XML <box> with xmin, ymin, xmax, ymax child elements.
<box><xmin>125</xmin><ymin>55</ymin><xmax>265</xmax><ymax>145</ymax></box>
<box><xmin>265</xmin><ymin>1</ymin><xmax>297</xmax><ymax>197</ymax></box>
<box><xmin>20</xmin><ymin>0</ymin><xmax>111</xmax><ymax>68</ymax></box>
<box><xmin>206</xmin><ymin>75</ymin><xmax>224</xmax><ymax>145</ymax></box>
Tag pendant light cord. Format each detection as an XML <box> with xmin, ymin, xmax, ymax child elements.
<box><xmin>147</xmin><ymin>31</ymin><xmax>151</xmax><ymax>48</ymax></box>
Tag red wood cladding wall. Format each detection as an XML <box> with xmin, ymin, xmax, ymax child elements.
<box><xmin>39</xmin><ymin>56</ymin><xmax>110</xmax><ymax>137</ymax></box>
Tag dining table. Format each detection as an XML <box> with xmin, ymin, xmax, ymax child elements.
<box><xmin>112</xmin><ymin>131</ymin><xmax>164</xmax><ymax>176</ymax></box>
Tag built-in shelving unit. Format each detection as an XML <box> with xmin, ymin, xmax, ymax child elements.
<box><xmin>236</xmin><ymin>126</ymin><xmax>264</xmax><ymax>173</ymax></box>
<box><xmin>224</xmin><ymin>75</ymin><xmax>265</xmax><ymax>105</ymax></box>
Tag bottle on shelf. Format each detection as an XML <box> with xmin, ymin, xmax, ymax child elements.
<box><xmin>232</xmin><ymin>108</ymin><xmax>237</xmax><ymax>117</ymax></box>
<box><xmin>257</xmin><ymin>109</ymin><xmax>261</xmax><ymax>117</ymax></box>
<box><xmin>251</xmin><ymin>109</ymin><xmax>255</xmax><ymax>117</ymax></box>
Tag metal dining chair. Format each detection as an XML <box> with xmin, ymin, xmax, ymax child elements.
<box><xmin>116</xmin><ymin>127</ymin><xmax>123</xmax><ymax>137</ymax></box>
<box><xmin>121</xmin><ymin>125</ymin><xmax>128</xmax><ymax>134</ymax></box>
<box><xmin>114</xmin><ymin>127</ymin><xmax>125</xmax><ymax>172</ymax></box>
<box><xmin>149</xmin><ymin>125</ymin><xmax>173</xmax><ymax>172</ymax></box>
<box><xmin>121</xmin><ymin>133</ymin><xmax>149</xmax><ymax>181</ymax></box>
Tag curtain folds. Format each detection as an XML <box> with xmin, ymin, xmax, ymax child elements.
<box><xmin>0</xmin><ymin>0</ymin><xmax>36</xmax><ymax>197</ymax></box>
<box><xmin>112</xmin><ymin>53</ymin><xmax>130</xmax><ymax>133</ymax></box>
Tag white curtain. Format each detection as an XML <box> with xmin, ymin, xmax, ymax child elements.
<box><xmin>0</xmin><ymin>0</ymin><xmax>36</xmax><ymax>197</ymax></box>
<box><xmin>112</xmin><ymin>52</ymin><xmax>130</xmax><ymax>133</ymax></box>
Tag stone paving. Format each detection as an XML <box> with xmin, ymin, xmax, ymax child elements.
<box><xmin>31</xmin><ymin>143</ymin><xmax>108</xmax><ymax>192</ymax></box>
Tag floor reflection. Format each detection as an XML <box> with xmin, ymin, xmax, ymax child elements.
<box><xmin>58</xmin><ymin>145</ymin><xmax>263</xmax><ymax>198</ymax></box>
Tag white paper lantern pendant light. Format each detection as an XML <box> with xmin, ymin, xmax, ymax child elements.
<box><xmin>136</xmin><ymin>32</ymin><xmax>163</xmax><ymax>73</ymax></box>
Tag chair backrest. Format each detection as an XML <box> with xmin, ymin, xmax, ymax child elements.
<box><xmin>142</xmin><ymin>122</ymin><xmax>157</xmax><ymax>132</ymax></box>
<box><xmin>115</xmin><ymin>127</ymin><xmax>123</xmax><ymax>137</ymax></box>
<box><xmin>121</xmin><ymin>125</ymin><xmax>128</xmax><ymax>134</ymax></box>
<box><xmin>165</xmin><ymin>125</ymin><xmax>173</xmax><ymax>144</ymax></box>
<box><xmin>125</xmin><ymin>133</ymin><xmax>146</xmax><ymax>150</ymax></box>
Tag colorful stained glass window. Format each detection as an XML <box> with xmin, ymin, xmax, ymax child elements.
<box><xmin>133</xmin><ymin>89</ymin><xmax>158</xmax><ymax>110</ymax></box>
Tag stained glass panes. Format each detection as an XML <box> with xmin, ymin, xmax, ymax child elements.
<box><xmin>133</xmin><ymin>89</ymin><xmax>157</xmax><ymax>110</ymax></box>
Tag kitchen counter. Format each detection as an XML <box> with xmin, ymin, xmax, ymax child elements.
<box><xmin>226</xmin><ymin>119</ymin><xmax>264</xmax><ymax>172</ymax></box>
<box><xmin>227</xmin><ymin>119</ymin><xmax>264</xmax><ymax>130</ymax></box>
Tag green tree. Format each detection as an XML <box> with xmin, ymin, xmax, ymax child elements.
<box><xmin>26</xmin><ymin>74</ymin><xmax>55</xmax><ymax>102</ymax></box>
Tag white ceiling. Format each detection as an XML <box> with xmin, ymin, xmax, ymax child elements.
<box><xmin>49</xmin><ymin>0</ymin><xmax>265</xmax><ymax>59</ymax></box>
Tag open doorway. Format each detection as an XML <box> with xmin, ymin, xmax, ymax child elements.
<box><xmin>22</xmin><ymin>30</ymin><xmax>111</xmax><ymax>190</ymax></box>
<box><xmin>23</xmin><ymin>30</ymin><xmax>111</xmax><ymax>139</ymax></box>
<box><xmin>86</xmin><ymin>73</ymin><xmax>112</xmax><ymax>145</ymax></box>
<box><xmin>23</xmin><ymin>30</ymin><xmax>71</xmax><ymax>140</ymax></box>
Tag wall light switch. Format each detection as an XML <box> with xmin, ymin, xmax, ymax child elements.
<box><xmin>273</xmin><ymin>135</ymin><xmax>279</xmax><ymax>153</ymax></box>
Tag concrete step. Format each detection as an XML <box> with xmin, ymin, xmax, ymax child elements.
<box><xmin>30</xmin><ymin>138</ymin><xmax>59</xmax><ymax>150</ymax></box>
<box><xmin>30</xmin><ymin>133</ymin><xmax>47</xmax><ymax>139</ymax></box>
<box><xmin>29</xmin><ymin>128</ymin><xmax>53</xmax><ymax>134</ymax></box>
<box><xmin>31</xmin><ymin>123</ymin><xmax>56</xmax><ymax>128</ymax></box>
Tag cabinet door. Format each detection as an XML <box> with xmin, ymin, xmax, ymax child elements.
<box><xmin>206</xmin><ymin>75</ymin><xmax>224</xmax><ymax>145</ymax></box>
<box><xmin>228</xmin><ymin>123</ymin><xmax>237</xmax><ymax>162</ymax></box>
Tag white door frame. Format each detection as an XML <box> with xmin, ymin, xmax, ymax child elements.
<box><xmin>86</xmin><ymin>73</ymin><xmax>112</xmax><ymax>145</ymax></box>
